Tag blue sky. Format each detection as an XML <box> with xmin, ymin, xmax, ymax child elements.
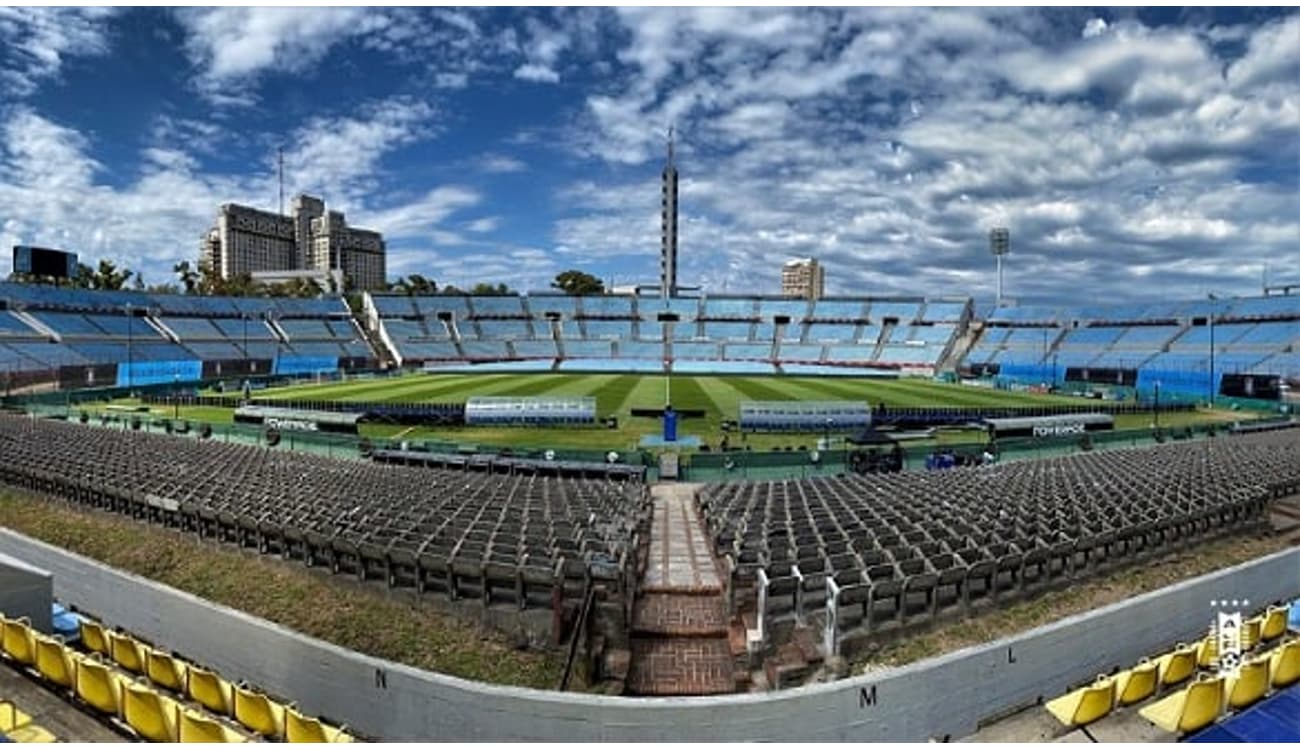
<box><xmin>0</xmin><ymin>6</ymin><xmax>1296</xmax><ymax>303</ymax></box>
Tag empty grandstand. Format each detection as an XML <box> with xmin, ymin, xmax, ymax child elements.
<box><xmin>962</xmin><ymin>294</ymin><xmax>1300</xmax><ymax>398</ymax></box>
<box><xmin>0</xmin><ymin>282</ymin><xmax>375</xmax><ymax>389</ymax></box>
<box><xmin>365</xmin><ymin>293</ymin><xmax>972</xmax><ymax>375</ymax></box>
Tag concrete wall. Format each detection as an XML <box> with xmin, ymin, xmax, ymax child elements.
<box><xmin>0</xmin><ymin>551</ymin><xmax>52</xmax><ymax>633</ymax></box>
<box><xmin>1</xmin><ymin>528</ymin><xmax>1296</xmax><ymax>741</ymax></box>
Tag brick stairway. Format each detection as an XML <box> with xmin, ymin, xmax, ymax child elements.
<box><xmin>627</xmin><ymin>485</ymin><xmax>739</xmax><ymax>695</ymax></box>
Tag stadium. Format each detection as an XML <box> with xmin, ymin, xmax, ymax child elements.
<box><xmin>0</xmin><ymin>270</ymin><xmax>1298</xmax><ymax>743</ymax></box>
<box><xmin>1</xmin><ymin>7</ymin><xmax>1299</xmax><ymax>744</ymax></box>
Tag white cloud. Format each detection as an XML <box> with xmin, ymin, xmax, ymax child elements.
<box><xmin>479</xmin><ymin>153</ymin><xmax>526</xmax><ymax>173</ymax></box>
<box><xmin>514</xmin><ymin>64</ymin><xmax>560</xmax><ymax>84</ymax></box>
<box><xmin>1227</xmin><ymin>14</ymin><xmax>1300</xmax><ymax>88</ymax></box>
<box><xmin>282</xmin><ymin>97</ymin><xmax>436</xmax><ymax>210</ymax></box>
<box><xmin>176</xmin><ymin>7</ymin><xmax>377</xmax><ymax>103</ymax></box>
<box><xmin>0</xmin><ymin>102</ymin><xmax>472</xmax><ymax>288</ymax></box>
<box><xmin>999</xmin><ymin>22</ymin><xmax>1216</xmax><ymax>101</ymax></box>
<box><xmin>1082</xmin><ymin>18</ymin><xmax>1108</xmax><ymax>39</ymax></box>
<box><xmin>366</xmin><ymin>186</ymin><xmax>481</xmax><ymax>239</ymax></box>
<box><xmin>553</xmin><ymin>8</ymin><xmax>1300</xmax><ymax>302</ymax></box>
<box><xmin>464</xmin><ymin>216</ymin><xmax>500</xmax><ymax>233</ymax></box>
<box><xmin>0</xmin><ymin>8</ymin><xmax>117</xmax><ymax>97</ymax></box>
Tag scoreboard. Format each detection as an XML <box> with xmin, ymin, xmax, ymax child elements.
<box><xmin>12</xmin><ymin>246</ymin><xmax>78</xmax><ymax>279</ymax></box>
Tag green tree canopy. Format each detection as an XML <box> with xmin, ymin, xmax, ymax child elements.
<box><xmin>551</xmin><ymin>269</ymin><xmax>605</xmax><ymax>296</ymax></box>
<box><xmin>389</xmin><ymin>274</ymin><xmax>437</xmax><ymax>296</ymax></box>
<box><xmin>469</xmin><ymin>282</ymin><xmax>514</xmax><ymax>296</ymax></box>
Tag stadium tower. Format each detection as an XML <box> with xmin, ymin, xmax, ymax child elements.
<box><xmin>660</xmin><ymin>126</ymin><xmax>678</xmax><ymax>299</ymax></box>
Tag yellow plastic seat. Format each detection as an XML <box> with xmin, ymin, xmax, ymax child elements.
<box><xmin>286</xmin><ymin>707</ymin><xmax>353</xmax><ymax>743</ymax></box>
<box><xmin>1261</xmin><ymin>605</ymin><xmax>1288</xmax><ymax>641</ymax></box>
<box><xmin>1241</xmin><ymin>616</ymin><xmax>1263</xmax><ymax>651</ymax></box>
<box><xmin>1114</xmin><ymin>657</ymin><xmax>1159</xmax><ymax>706</ymax></box>
<box><xmin>233</xmin><ymin>684</ymin><xmax>287</xmax><ymax>739</ymax></box>
<box><xmin>1044</xmin><ymin>674</ymin><xmax>1115</xmax><ymax>727</ymax></box>
<box><xmin>6</xmin><ymin>724</ymin><xmax>58</xmax><ymax>743</ymax></box>
<box><xmin>1225</xmin><ymin>654</ymin><xmax>1270</xmax><ymax>710</ymax></box>
<box><xmin>79</xmin><ymin>619</ymin><xmax>110</xmax><ymax>656</ymax></box>
<box><xmin>1139</xmin><ymin>673</ymin><xmax>1225</xmax><ymax>734</ymax></box>
<box><xmin>179</xmin><ymin>708</ymin><xmax>249</xmax><ymax>743</ymax></box>
<box><xmin>122</xmin><ymin>681</ymin><xmax>181</xmax><ymax>742</ymax></box>
<box><xmin>146</xmin><ymin>648</ymin><xmax>189</xmax><ymax>693</ymax></box>
<box><xmin>0</xmin><ymin>700</ymin><xmax>33</xmax><ymax>732</ymax></box>
<box><xmin>32</xmin><ymin>633</ymin><xmax>75</xmax><ymax>689</ymax></box>
<box><xmin>1</xmin><ymin>617</ymin><xmax>36</xmax><ymax>666</ymax></box>
<box><xmin>73</xmin><ymin>654</ymin><xmax>129</xmax><ymax>717</ymax></box>
<box><xmin>107</xmin><ymin>630</ymin><xmax>146</xmax><ymax>674</ymax></box>
<box><xmin>1155</xmin><ymin>642</ymin><xmax>1197</xmax><ymax>686</ymax></box>
<box><xmin>1269</xmin><ymin>638</ymin><xmax>1299</xmax><ymax>688</ymax></box>
<box><xmin>1195</xmin><ymin>633</ymin><xmax>1218</xmax><ymax>669</ymax></box>
<box><xmin>187</xmin><ymin>665</ymin><xmax>235</xmax><ymax>716</ymax></box>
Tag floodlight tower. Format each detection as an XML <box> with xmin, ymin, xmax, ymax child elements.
<box><xmin>989</xmin><ymin>227</ymin><xmax>1010</xmax><ymax>308</ymax></box>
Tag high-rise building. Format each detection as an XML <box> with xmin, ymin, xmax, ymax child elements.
<box><xmin>199</xmin><ymin>193</ymin><xmax>387</xmax><ymax>291</ymax></box>
<box><xmin>660</xmin><ymin>128</ymin><xmax>678</xmax><ymax>299</ymax></box>
<box><xmin>782</xmin><ymin>257</ymin><xmax>825</xmax><ymax>300</ymax></box>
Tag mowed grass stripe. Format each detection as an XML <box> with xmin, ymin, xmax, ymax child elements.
<box><xmin>272</xmin><ymin>373</ymin><xmax>513</xmax><ymax>403</ymax></box>
<box><xmin>344</xmin><ymin>374</ymin><xmax>521</xmax><ymax>403</ymax></box>
<box><xmin>722</xmin><ymin>375</ymin><xmax>811</xmax><ymax>403</ymax></box>
<box><xmin>591</xmin><ymin>374</ymin><xmax>642</xmax><ymax>414</ymax></box>
<box><xmin>258</xmin><ymin>375</ymin><xmax>425</xmax><ymax>400</ymax></box>
<box><xmin>619</xmin><ymin>375</ymin><xmax>669</xmax><ymax>414</ymax></box>
<box><xmin>665</xmin><ymin>375</ymin><xmax>721</xmax><ymax>414</ymax></box>
<box><xmin>804</xmin><ymin>377</ymin><xmax>1005</xmax><ymax>407</ymax></box>
<box><xmin>521</xmin><ymin>374</ymin><xmax>622</xmax><ymax>403</ymax></box>
<box><xmin>784</xmin><ymin>377</ymin><xmax>986</xmax><ymax>406</ymax></box>
<box><xmin>260</xmin><ymin>373</ymin><xmax>488</xmax><ymax>402</ymax></box>
<box><xmin>486</xmin><ymin>373</ymin><xmax>589</xmax><ymax>399</ymax></box>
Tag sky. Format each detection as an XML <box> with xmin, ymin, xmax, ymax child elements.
<box><xmin>0</xmin><ymin>6</ymin><xmax>1296</xmax><ymax>304</ymax></box>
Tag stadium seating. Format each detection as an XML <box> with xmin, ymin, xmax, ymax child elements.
<box><xmin>3</xmin><ymin>603</ymin><xmax>348</xmax><ymax>742</ymax></box>
<box><xmin>367</xmin><ymin>293</ymin><xmax>966</xmax><ymax>372</ymax></box>
<box><xmin>1140</xmin><ymin>673</ymin><xmax>1225</xmax><ymax>733</ymax></box>
<box><xmin>966</xmin><ymin>294</ymin><xmax>1299</xmax><ymax>395</ymax></box>
<box><xmin>0</xmin><ymin>415</ymin><xmax>650</xmax><ymax>615</ymax></box>
<box><xmin>1044</xmin><ymin>674</ymin><xmax>1115</xmax><ymax>726</ymax></box>
<box><xmin>699</xmin><ymin>429</ymin><xmax>1300</xmax><ymax>646</ymax></box>
<box><xmin>0</xmin><ymin>281</ymin><xmax>372</xmax><ymax>383</ymax></box>
<box><xmin>1032</xmin><ymin>598</ymin><xmax>1300</xmax><ymax>740</ymax></box>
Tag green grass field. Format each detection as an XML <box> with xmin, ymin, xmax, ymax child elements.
<box><xmin>79</xmin><ymin>372</ymin><xmax>1243</xmax><ymax>453</ymax></box>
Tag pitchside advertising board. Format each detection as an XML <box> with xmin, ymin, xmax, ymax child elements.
<box><xmin>983</xmin><ymin>413</ymin><xmax>1115</xmax><ymax>440</ymax></box>
<box><xmin>233</xmin><ymin>405</ymin><xmax>361</xmax><ymax>435</ymax></box>
<box><xmin>12</xmin><ymin>246</ymin><xmax>78</xmax><ymax>279</ymax></box>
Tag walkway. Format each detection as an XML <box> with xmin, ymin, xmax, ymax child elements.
<box><xmin>627</xmin><ymin>484</ymin><xmax>738</xmax><ymax>696</ymax></box>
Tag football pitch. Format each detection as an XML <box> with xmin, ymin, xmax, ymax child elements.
<box><xmin>234</xmin><ymin>372</ymin><xmax>1181</xmax><ymax>451</ymax></box>
<box><xmin>88</xmin><ymin>371</ymin><xmax>1231</xmax><ymax>452</ymax></box>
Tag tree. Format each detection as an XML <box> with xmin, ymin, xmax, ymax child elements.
<box><xmin>470</xmin><ymin>282</ymin><xmax>514</xmax><ymax>296</ymax></box>
<box><xmin>406</xmin><ymin>273</ymin><xmax>436</xmax><ymax>296</ymax></box>
<box><xmin>173</xmin><ymin>261</ymin><xmax>200</xmax><ymax>294</ymax></box>
<box><xmin>552</xmin><ymin>269</ymin><xmax>605</xmax><ymax>296</ymax></box>
<box><xmin>388</xmin><ymin>274</ymin><xmax>436</xmax><ymax>296</ymax></box>
<box><xmin>263</xmin><ymin>277</ymin><xmax>322</xmax><ymax>298</ymax></box>
<box><xmin>91</xmin><ymin>259</ymin><xmax>134</xmax><ymax>290</ymax></box>
<box><xmin>71</xmin><ymin>263</ymin><xmax>95</xmax><ymax>289</ymax></box>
